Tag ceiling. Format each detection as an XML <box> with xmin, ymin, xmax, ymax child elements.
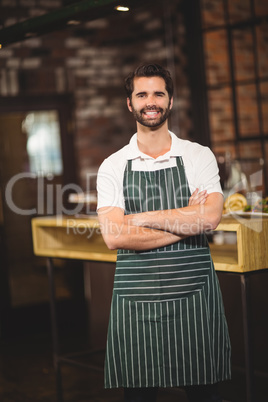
<box><xmin>0</xmin><ymin>0</ymin><xmax>155</xmax><ymax>47</ymax></box>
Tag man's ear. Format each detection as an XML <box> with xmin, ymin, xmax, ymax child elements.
<box><xmin>127</xmin><ymin>98</ymin><xmax>133</xmax><ymax>112</ymax></box>
<box><xmin>170</xmin><ymin>97</ymin><xmax>174</xmax><ymax>110</ymax></box>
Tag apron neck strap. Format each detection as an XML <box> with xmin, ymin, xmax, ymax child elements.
<box><xmin>126</xmin><ymin>159</ymin><xmax>132</xmax><ymax>171</ymax></box>
<box><xmin>176</xmin><ymin>156</ymin><xmax>184</xmax><ymax>168</ymax></box>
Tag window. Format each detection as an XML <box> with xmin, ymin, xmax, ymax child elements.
<box><xmin>201</xmin><ymin>0</ymin><xmax>268</xmax><ymax>194</ymax></box>
<box><xmin>23</xmin><ymin>110</ymin><xmax>63</xmax><ymax>176</ymax></box>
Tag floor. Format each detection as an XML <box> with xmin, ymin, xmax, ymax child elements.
<box><xmin>1</xmin><ymin>310</ymin><xmax>267</xmax><ymax>402</ymax></box>
<box><xmin>0</xmin><ymin>331</ymin><xmax>189</xmax><ymax>402</ymax></box>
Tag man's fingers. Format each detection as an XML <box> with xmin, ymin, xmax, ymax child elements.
<box><xmin>189</xmin><ymin>190</ymin><xmax>208</xmax><ymax>205</ymax></box>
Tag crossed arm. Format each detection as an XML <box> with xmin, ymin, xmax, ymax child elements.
<box><xmin>97</xmin><ymin>189</ymin><xmax>223</xmax><ymax>251</ymax></box>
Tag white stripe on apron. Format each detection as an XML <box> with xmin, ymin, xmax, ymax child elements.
<box><xmin>104</xmin><ymin>157</ymin><xmax>231</xmax><ymax>388</ymax></box>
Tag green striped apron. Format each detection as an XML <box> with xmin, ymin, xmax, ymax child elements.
<box><xmin>104</xmin><ymin>157</ymin><xmax>231</xmax><ymax>388</ymax></box>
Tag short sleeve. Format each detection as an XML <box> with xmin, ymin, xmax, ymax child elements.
<box><xmin>194</xmin><ymin>146</ymin><xmax>223</xmax><ymax>194</ymax></box>
<box><xmin>97</xmin><ymin>158</ymin><xmax>125</xmax><ymax>210</ymax></box>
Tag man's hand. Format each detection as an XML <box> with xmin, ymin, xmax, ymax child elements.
<box><xmin>98</xmin><ymin>206</ymin><xmax>185</xmax><ymax>251</ymax></box>
<box><xmin>188</xmin><ymin>189</ymin><xmax>208</xmax><ymax>206</ymax></box>
<box><xmin>124</xmin><ymin>192</ymin><xmax>223</xmax><ymax>235</ymax></box>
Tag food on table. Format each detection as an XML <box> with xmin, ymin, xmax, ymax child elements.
<box><xmin>223</xmin><ymin>193</ymin><xmax>268</xmax><ymax>214</ymax></box>
<box><xmin>223</xmin><ymin>193</ymin><xmax>247</xmax><ymax>214</ymax></box>
<box><xmin>243</xmin><ymin>196</ymin><xmax>268</xmax><ymax>213</ymax></box>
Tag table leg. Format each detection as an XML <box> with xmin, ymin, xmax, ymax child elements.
<box><xmin>47</xmin><ymin>257</ymin><xmax>64</xmax><ymax>402</ymax></box>
<box><xmin>240</xmin><ymin>273</ymin><xmax>255</xmax><ymax>402</ymax></box>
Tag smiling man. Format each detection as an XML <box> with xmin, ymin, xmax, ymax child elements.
<box><xmin>97</xmin><ymin>64</ymin><xmax>231</xmax><ymax>402</ymax></box>
<box><xmin>127</xmin><ymin>75</ymin><xmax>173</xmax><ymax>128</ymax></box>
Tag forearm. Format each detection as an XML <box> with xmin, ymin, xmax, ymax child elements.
<box><xmin>125</xmin><ymin>193</ymin><xmax>223</xmax><ymax>236</ymax></box>
<box><xmin>99</xmin><ymin>219</ymin><xmax>185</xmax><ymax>251</ymax></box>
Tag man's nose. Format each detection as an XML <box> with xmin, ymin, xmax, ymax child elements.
<box><xmin>146</xmin><ymin>95</ymin><xmax>156</xmax><ymax>106</ymax></box>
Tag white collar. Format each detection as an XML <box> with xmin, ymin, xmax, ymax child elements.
<box><xmin>126</xmin><ymin>131</ymin><xmax>185</xmax><ymax>161</ymax></box>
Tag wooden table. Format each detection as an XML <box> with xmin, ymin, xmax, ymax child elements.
<box><xmin>32</xmin><ymin>214</ymin><xmax>268</xmax><ymax>402</ymax></box>
<box><xmin>211</xmin><ymin>215</ymin><xmax>268</xmax><ymax>402</ymax></box>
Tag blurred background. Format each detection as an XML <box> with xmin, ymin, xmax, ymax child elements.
<box><xmin>0</xmin><ymin>0</ymin><xmax>268</xmax><ymax>401</ymax></box>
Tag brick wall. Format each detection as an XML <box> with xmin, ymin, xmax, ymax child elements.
<box><xmin>201</xmin><ymin>0</ymin><xmax>268</xmax><ymax>191</ymax></box>
<box><xmin>201</xmin><ymin>0</ymin><xmax>268</xmax><ymax>152</ymax></box>
<box><xmin>0</xmin><ymin>0</ymin><xmax>192</xmax><ymax>188</ymax></box>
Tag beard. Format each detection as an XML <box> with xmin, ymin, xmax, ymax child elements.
<box><xmin>130</xmin><ymin>100</ymin><xmax>172</xmax><ymax>128</ymax></box>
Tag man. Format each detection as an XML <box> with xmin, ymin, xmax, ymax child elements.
<box><xmin>97</xmin><ymin>63</ymin><xmax>231</xmax><ymax>402</ymax></box>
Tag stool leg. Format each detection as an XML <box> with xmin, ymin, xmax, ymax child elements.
<box><xmin>240</xmin><ymin>273</ymin><xmax>254</xmax><ymax>402</ymax></box>
<box><xmin>55</xmin><ymin>361</ymin><xmax>63</xmax><ymax>402</ymax></box>
<box><xmin>47</xmin><ymin>257</ymin><xmax>64</xmax><ymax>402</ymax></box>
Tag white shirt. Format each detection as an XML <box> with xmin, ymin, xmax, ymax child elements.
<box><xmin>97</xmin><ymin>131</ymin><xmax>222</xmax><ymax>210</ymax></box>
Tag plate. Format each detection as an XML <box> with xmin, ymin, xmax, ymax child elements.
<box><xmin>223</xmin><ymin>210</ymin><xmax>268</xmax><ymax>217</ymax></box>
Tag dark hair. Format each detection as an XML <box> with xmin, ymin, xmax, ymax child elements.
<box><xmin>124</xmin><ymin>63</ymin><xmax>174</xmax><ymax>100</ymax></box>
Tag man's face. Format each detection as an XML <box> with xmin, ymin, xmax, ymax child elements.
<box><xmin>127</xmin><ymin>76</ymin><xmax>173</xmax><ymax>128</ymax></box>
